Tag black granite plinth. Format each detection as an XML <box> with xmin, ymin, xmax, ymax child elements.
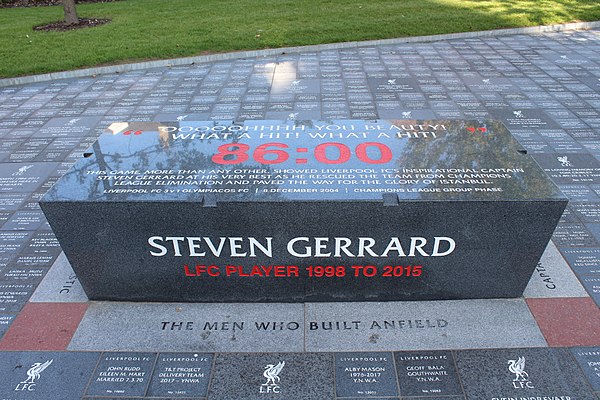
<box><xmin>40</xmin><ymin>119</ymin><xmax>567</xmax><ymax>302</ymax></box>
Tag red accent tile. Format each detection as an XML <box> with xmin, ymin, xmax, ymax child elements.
<box><xmin>527</xmin><ymin>297</ymin><xmax>600</xmax><ymax>347</ymax></box>
<box><xmin>0</xmin><ymin>302</ymin><xmax>88</xmax><ymax>350</ymax></box>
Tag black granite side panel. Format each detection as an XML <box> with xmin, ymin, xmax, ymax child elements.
<box><xmin>40</xmin><ymin>198</ymin><xmax>565</xmax><ymax>302</ymax></box>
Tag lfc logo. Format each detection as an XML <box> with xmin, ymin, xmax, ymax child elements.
<box><xmin>14</xmin><ymin>359</ymin><xmax>53</xmax><ymax>391</ymax></box>
<box><xmin>12</xmin><ymin>165</ymin><xmax>33</xmax><ymax>176</ymax></box>
<box><xmin>507</xmin><ymin>357</ymin><xmax>534</xmax><ymax>389</ymax></box>
<box><xmin>259</xmin><ymin>361</ymin><xmax>285</xmax><ymax>394</ymax></box>
<box><xmin>557</xmin><ymin>156</ymin><xmax>572</xmax><ymax>167</ymax></box>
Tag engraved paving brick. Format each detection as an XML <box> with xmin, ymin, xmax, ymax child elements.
<box><xmin>147</xmin><ymin>352</ymin><xmax>213</xmax><ymax>398</ymax></box>
<box><xmin>335</xmin><ymin>352</ymin><xmax>398</xmax><ymax>398</ymax></box>
<box><xmin>571</xmin><ymin>347</ymin><xmax>600</xmax><ymax>392</ymax></box>
<box><xmin>0</xmin><ymin>351</ymin><xmax>99</xmax><ymax>400</ymax></box>
<box><xmin>85</xmin><ymin>352</ymin><xmax>157</xmax><ymax>397</ymax></box>
<box><xmin>394</xmin><ymin>351</ymin><xmax>463</xmax><ymax>397</ymax></box>
<box><xmin>208</xmin><ymin>353</ymin><xmax>334</xmax><ymax>400</ymax></box>
<box><xmin>455</xmin><ymin>348</ymin><xmax>595</xmax><ymax>400</ymax></box>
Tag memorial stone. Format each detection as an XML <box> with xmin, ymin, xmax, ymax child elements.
<box><xmin>0</xmin><ymin>232</ymin><xmax>32</xmax><ymax>268</ymax></box>
<box><xmin>0</xmin><ymin>282</ymin><xmax>35</xmax><ymax>312</ymax></box>
<box><xmin>147</xmin><ymin>352</ymin><xmax>212</xmax><ymax>398</ymax></box>
<box><xmin>40</xmin><ymin>119</ymin><xmax>566</xmax><ymax>302</ymax></box>
<box><xmin>580</xmin><ymin>275</ymin><xmax>600</xmax><ymax>303</ymax></box>
<box><xmin>552</xmin><ymin>223</ymin><xmax>599</xmax><ymax>247</ymax></box>
<box><xmin>208</xmin><ymin>353</ymin><xmax>334</xmax><ymax>400</ymax></box>
<box><xmin>2</xmin><ymin>210</ymin><xmax>48</xmax><ymax>231</ymax></box>
<box><xmin>561</xmin><ymin>248</ymin><xmax>600</xmax><ymax>275</ymax></box>
<box><xmin>394</xmin><ymin>351</ymin><xmax>462</xmax><ymax>397</ymax></box>
<box><xmin>14</xmin><ymin>231</ymin><xmax>61</xmax><ymax>268</ymax></box>
<box><xmin>85</xmin><ymin>352</ymin><xmax>156</xmax><ymax>397</ymax></box>
<box><xmin>334</xmin><ymin>352</ymin><xmax>398</xmax><ymax>398</ymax></box>
<box><xmin>455</xmin><ymin>348</ymin><xmax>595</xmax><ymax>400</ymax></box>
<box><xmin>0</xmin><ymin>351</ymin><xmax>99</xmax><ymax>400</ymax></box>
<box><xmin>0</xmin><ymin>314</ymin><xmax>16</xmax><ymax>336</ymax></box>
<box><xmin>571</xmin><ymin>347</ymin><xmax>600</xmax><ymax>392</ymax></box>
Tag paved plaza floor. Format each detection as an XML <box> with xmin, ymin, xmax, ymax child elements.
<box><xmin>0</xmin><ymin>27</ymin><xmax>600</xmax><ymax>399</ymax></box>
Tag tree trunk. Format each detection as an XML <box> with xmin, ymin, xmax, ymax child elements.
<box><xmin>63</xmin><ymin>0</ymin><xmax>79</xmax><ymax>25</ymax></box>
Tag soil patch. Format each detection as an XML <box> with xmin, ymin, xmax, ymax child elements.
<box><xmin>33</xmin><ymin>17</ymin><xmax>111</xmax><ymax>31</ymax></box>
<box><xmin>0</xmin><ymin>0</ymin><xmax>118</xmax><ymax>8</ymax></box>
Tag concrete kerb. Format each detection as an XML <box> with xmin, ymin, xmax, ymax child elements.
<box><xmin>1</xmin><ymin>21</ymin><xmax>600</xmax><ymax>88</ymax></box>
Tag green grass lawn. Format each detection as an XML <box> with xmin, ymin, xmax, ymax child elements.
<box><xmin>1</xmin><ymin>0</ymin><xmax>599</xmax><ymax>78</ymax></box>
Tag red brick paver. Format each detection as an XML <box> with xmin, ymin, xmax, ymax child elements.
<box><xmin>527</xmin><ymin>297</ymin><xmax>600</xmax><ymax>347</ymax></box>
<box><xmin>0</xmin><ymin>302</ymin><xmax>88</xmax><ymax>350</ymax></box>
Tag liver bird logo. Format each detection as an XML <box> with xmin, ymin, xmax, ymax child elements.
<box><xmin>12</xmin><ymin>165</ymin><xmax>34</xmax><ymax>176</ymax></box>
<box><xmin>263</xmin><ymin>361</ymin><xmax>285</xmax><ymax>385</ymax></box>
<box><xmin>23</xmin><ymin>360</ymin><xmax>53</xmax><ymax>384</ymax></box>
<box><xmin>557</xmin><ymin>156</ymin><xmax>572</xmax><ymax>167</ymax></box>
<box><xmin>507</xmin><ymin>357</ymin><xmax>529</xmax><ymax>381</ymax></box>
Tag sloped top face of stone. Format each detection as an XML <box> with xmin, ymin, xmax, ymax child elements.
<box><xmin>42</xmin><ymin>119</ymin><xmax>565</xmax><ymax>203</ymax></box>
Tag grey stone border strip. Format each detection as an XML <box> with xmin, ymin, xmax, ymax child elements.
<box><xmin>2</xmin><ymin>21</ymin><xmax>599</xmax><ymax>88</ymax></box>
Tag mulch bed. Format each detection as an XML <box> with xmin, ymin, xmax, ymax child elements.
<box><xmin>1</xmin><ymin>0</ymin><xmax>118</xmax><ymax>31</ymax></box>
<box><xmin>33</xmin><ymin>17</ymin><xmax>111</xmax><ymax>31</ymax></box>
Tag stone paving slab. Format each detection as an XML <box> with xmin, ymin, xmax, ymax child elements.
<box><xmin>0</xmin><ymin>302</ymin><xmax>87</xmax><ymax>350</ymax></box>
<box><xmin>0</xmin><ymin>348</ymin><xmax>596</xmax><ymax>399</ymax></box>
<box><xmin>526</xmin><ymin>298</ymin><xmax>600</xmax><ymax>347</ymax></box>
<box><xmin>524</xmin><ymin>242</ymin><xmax>589</xmax><ymax>298</ymax></box>
<box><xmin>0</xmin><ymin>351</ymin><xmax>100</xmax><ymax>399</ymax></box>
<box><xmin>455</xmin><ymin>348</ymin><xmax>596</xmax><ymax>400</ymax></box>
<box><xmin>305</xmin><ymin>299</ymin><xmax>547</xmax><ymax>352</ymax></box>
<box><xmin>0</xmin><ymin>26</ymin><xmax>599</xmax><ymax>399</ymax></box>
<box><xmin>29</xmin><ymin>252</ymin><xmax>88</xmax><ymax>303</ymax></box>
<box><xmin>394</xmin><ymin>351</ymin><xmax>463</xmax><ymax>397</ymax></box>
<box><xmin>571</xmin><ymin>347</ymin><xmax>600</xmax><ymax>392</ymax></box>
<box><xmin>68</xmin><ymin>302</ymin><xmax>305</xmax><ymax>352</ymax></box>
<box><xmin>209</xmin><ymin>353</ymin><xmax>334</xmax><ymax>400</ymax></box>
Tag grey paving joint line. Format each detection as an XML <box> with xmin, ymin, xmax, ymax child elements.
<box><xmin>1</xmin><ymin>21</ymin><xmax>600</xmax><ymax>88</ymax></box>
